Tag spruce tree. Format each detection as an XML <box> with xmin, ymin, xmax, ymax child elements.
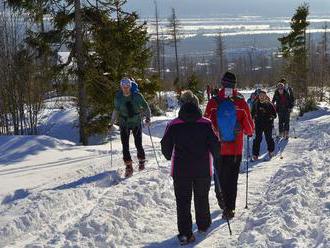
<box><xmin>8</xmin><ymin>0</ymin><xmax>152</xmax><ymax>143</ymax></box>
<box><xmin>278</xmin><ymin>3</ymin><xmax>309</xmax><ymax>99</ymax></box>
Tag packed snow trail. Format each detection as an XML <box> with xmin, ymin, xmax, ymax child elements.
<box><xmin>0</xmin><ymin>104</ymin><xmax>329</xmax><ymax>247</ymax></box>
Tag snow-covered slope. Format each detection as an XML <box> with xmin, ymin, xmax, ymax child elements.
<box><xmin>0</xmin><ymin>100</ymin><xmax>329</xmax><ymax>247</ymax></box>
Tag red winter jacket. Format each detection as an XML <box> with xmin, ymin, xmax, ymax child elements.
<box><xmin>204</xmin><ymin>89</ymin><xmax>254</xmax><ymax>156</ymax></box>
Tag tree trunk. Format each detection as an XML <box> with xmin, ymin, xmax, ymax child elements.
<box><xmin>75</xmin><ymin>0</ymin><xmax>88</xmax><ymax>145</ymax></box>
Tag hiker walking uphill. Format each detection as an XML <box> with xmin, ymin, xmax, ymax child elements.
<box><xmin>109</xmin><ymin>78</ymin><xmax>151</xmax><ymax>177</ymax></box>
<box><xmin>251</xmin><ymin>90</ymin><xmax>277</xmax><ymax>161</ymax></box>
<box><xmin>204</xmin><ymin>71</ymin><xmax>254</xmax><ymax>220</ymax></box>
<box><xmin>272</xmin><ymin>80</ymin><xmax>294</xmax><ymax>139</ymax></box>
<box><xmin>161</xmin><ymin>90</ymin><xmax>220</xmax><ymax>246</ymax></box>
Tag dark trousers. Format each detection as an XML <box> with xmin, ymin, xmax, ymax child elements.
<box><xmin>253</xmin><ymin>124</ymin><xmax>275</xmax><ymax>156</ymax></box>
<box><xmin>174</xmin><ymin>177</ymin><xmax>211</xmax><ymax>236</ymax></box>
<box><xmin>278</xmin><ymin>111</ymin><xmax>290</xmax><ymax>133</ymax></box>
<box><xmin>120</xmin><ymin>125</ymin><xmax>145</xmax><ymax>162</ymax></box>
<box><xmin>214</xmin><ymin>155</ymin><xmax>242</xmax><ymax>211</ymax></box>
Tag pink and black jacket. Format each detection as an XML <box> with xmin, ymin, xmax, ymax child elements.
<box><xmin>161</xmin><ymin>103</ymin><xmax>220</xmax><ymax>178</ymax></box>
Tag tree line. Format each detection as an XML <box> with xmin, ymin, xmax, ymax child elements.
<box><xmin>0</xmin><ymin>1</ymin><xmax>329</xmax><ymax>143</ymax></box>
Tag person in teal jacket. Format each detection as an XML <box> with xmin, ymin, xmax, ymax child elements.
<box><xmin>109</xmin><ymin>77</ymin><xmax>151</xmax><ymax>177</ymax></box>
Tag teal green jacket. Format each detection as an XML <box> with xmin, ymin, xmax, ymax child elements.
<box><xmin>112</xmin><ymin>91</ymin><xmax>151</xmax><ymax>128</ymax></box>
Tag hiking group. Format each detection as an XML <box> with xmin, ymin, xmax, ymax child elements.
<box><xmin>109</xmin><ymin>72</ymin><xmax>294</xmax><ymax>245</ymax></box>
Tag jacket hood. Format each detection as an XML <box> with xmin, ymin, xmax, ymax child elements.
<box><xmin>178</xmin><ymin>102</ymin><xmax>202</xmax><ymax>122</ymax></box>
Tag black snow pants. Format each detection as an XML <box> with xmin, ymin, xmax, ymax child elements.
<box><xmin>278</xmin><ymin>110</ymin><xmax>290</xmax><ymax>133</ymax></box>
<box><xmin>120</xmin><ymin>125</ymin><xmax>145</xmax><ymax>163</ymax></box>
<box><xmin>173</xmin><ymin>177</ymin><xmax>211</xmax><ymax>236</ymax></box>
<box><xmin>252</xmin><ymin>123</ymin><xmax>275</xmax><ymax>156</ymax></box>
<box><xmin>214</xmin><ymin>155</ymin><xmax>242</xmax><ymax>211</ymax></box>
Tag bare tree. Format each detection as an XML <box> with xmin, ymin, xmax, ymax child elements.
<box><xmin>215</xmin><ymin>31</ymin><xmax>226</xmax><ymax>81</ymax></box>
<box><xmin>154</xmin><ymin>1</ymin><xmax>161</xmax><ymax>78</ymax></box>
<box><xmin>168</xmin><ymin>8</ymin><xmax>181</xmax><ymax>85</ymax></box>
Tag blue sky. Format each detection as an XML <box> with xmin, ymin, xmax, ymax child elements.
<box><xmin>125</xmin><ymin>0</ymin><xmax>330</xmax><ymax>18</ymax></box>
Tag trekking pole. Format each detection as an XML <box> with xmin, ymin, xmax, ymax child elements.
<box><xmin>147</xmin><ymin>125</ymin><xmax>160</xmax><ymax>168</ymax></box>
<box><xmin>213</xmin><ymin>162</ymin><xmax>232</xmax><ymax>236</ymax></box>
<box><xmin>245</xmin><ymin>136</ymin><xmax>250</xmax><ymax>209</ymax></box>
<box><xmin>109</xmin><ymin>130</ymin><xmax>113</xmax><ymax>168</ymax></box>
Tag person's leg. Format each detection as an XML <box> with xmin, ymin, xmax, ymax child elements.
<box><xmin>278</xmin><ymin>112</ymin><xmax>285</xmax><ymax>136</ymax></box>
<box><xmin>132</xmin><ymin>125</ymin><xmax>145</xmax><ymax>161</ymax></box>
<box><xmin>193</xmin><ymin>177</ymin><xmax>211</xmax><ymax>231</ymax></box>
<box><xmin>214</xmin><ymin>156</ymin><xmax>225</xmax><ymax>209</ymax></box>
<box><xmin>252</xmin><ymin>125</ymin><xmax>263</xmax><ymax>158</ymax></box>
<box><xmin>284</xmin><ymin>111</ymin><xmax>291</xmax><ymax>137</ymax></box>
<box><xmin>173</xmin><ymin>178</ymin><xmax>193</xmax><ymax>237</ymax></box>
<box><xmin>220</xmin><ymin>156</ymin><xmax>242</xmax><ymax>211</ymax></box>
<box><xmin>264</xmin><ymin>125</ymin><xmax>275</xmax><ymax>153</ymax></box>
<box><xmin>120</xmin><ymin>127</ymin><xmax>131</xmax><ymax>163</ymax></box>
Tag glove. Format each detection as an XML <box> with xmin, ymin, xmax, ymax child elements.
<box><xmin>144</xmin><ymin>117</ymin><xmax>151</xmax><ymax>127</ymax></box>
<box><xmin>108</xmin><ymin>123</ymin><xmax>113</xmax><ymax>132</ymax></box>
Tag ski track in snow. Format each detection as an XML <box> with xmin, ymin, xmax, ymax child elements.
<box><xmin>0</xmin><ymin>97</ymin><xmax>329</xmax><ymax>247</ymax></box>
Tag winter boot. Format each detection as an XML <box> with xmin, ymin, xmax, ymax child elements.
<box><xmin>124</xmin><ymin>161</ymin><xmax>133</xmax><ymax>177</ymax></box>
<box><xmin>138</xmin><ymin>159</ymin><xmax>145</xmax><ymax>171</ymax></box>
<box><xmin>177</xmin><ymin>234</ymin><xmax>195</xmax><ymax>245</ymax></box>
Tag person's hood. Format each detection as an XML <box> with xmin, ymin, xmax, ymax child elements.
<box><xmin>178</xmin><ymin>102</ymin><xmax>202</xmax><ymax>122</ymax></box>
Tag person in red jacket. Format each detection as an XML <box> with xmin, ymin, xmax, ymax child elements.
<box><xmin>204</xmin><ymin>71</ymin><xmax>254</xmax><ymax>219</ymax></box>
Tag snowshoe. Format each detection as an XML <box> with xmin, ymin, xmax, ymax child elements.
<box><xmin>124</xmin><ymin>161</ymin><xmax>133</xmax><ymax>177</ymax></box>
<box><xmin>177</xmin><ymin>234</ymin><xmax>195</xmax><ymax>246</ymax></box>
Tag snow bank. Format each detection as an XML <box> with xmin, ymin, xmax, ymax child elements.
<box><xmin>0</xmin><ymin>135</ymin><xmax>74</xmax><ymax>165</ymax></box>
<box><xmin>238</xmin><ymin>106</ymin><xmax>330</xmax><ymax>247</ymax></box>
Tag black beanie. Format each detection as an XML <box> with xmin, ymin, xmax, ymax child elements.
<box><xmin>221</xmin><ymin>71</ymin><xmax>237</xmax><ymax>88</ymax></box>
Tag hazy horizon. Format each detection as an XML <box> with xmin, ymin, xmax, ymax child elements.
<box><xmin>125</xmin><ymin>0</ymin><xmax>330</xmax><ymax>18</ymax></box>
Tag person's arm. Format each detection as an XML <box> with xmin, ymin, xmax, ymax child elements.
<box><xmin>272</xmin><ymin>91</ymin><xmax>277</xmax><ymax>104</ymax></box>
<box><xmin>251</xmin><ymin>101</ymin><xmax>256</xmax><ymax>119</ymax></box>
<box><xmin>139</xmin><ymin>93</ymin><xmax>151</xmax><ymax>121</ymax></box>
<box><xmin>207</xmin><ymin>123</ymin><xmax>220</xmax><ymax>160</ymax></box>
<box><xmin>204</xmin><ymin>98</ymin><xmax>217</xmax><ymax>119</ymax></box>
<box><xmin>269</xmin><ymin>102</ymin><xmax>277</xmax><ymax>119</ymax></box>
<box><xmin>160</xmin><ymin>122</ymin><xmax>174</xmax><ymax>160</ymax></box>
<box><xmin>241</xmin><ymin>100</ymin><xmax>255</xmax><ymax>136</ymax></box>
<box><xmin>109</xmin><ymin>94</ymin><xmax>120</xmax><ymax>127</ymax></box>
<box><xmin>110</xmin><ymin>110</ymin><xmax>118</xmax><ymax>125</ymax></box>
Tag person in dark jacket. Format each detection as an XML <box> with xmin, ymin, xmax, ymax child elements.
<box><xmin>161</xmin><ymin>90</ymin><xmax>220</xmax><ymax>246</ymax></box>
<box><xmin>109</xmin><ymin>77</ymin><xmax>151</xmax><ymax>177</ymax></box>
<box><xmin>251</xmin><ymin>90</ymin><xmax>277</xmax><ymax>160</ymax></box>
<box><xmin>272</xmin><ymin>82</ymin><xmax>294</xmax><ymax>139</ymax></box>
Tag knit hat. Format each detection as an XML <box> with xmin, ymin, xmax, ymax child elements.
<box><xmin>279</xmin><ymin>78</ymin><xmax>286</xmax><ymax>84</ymax></box>
<box><xmin>120</xmin><ymin>77</ymin><xmax>132</xmax><ymax>87</ymax></box>
<box><xmin>180</xmin><ymin>90</ymin><xmax>199</xmax><ymax>106</ymax></box>
<box><xmin>221</xmin><ymin>71</ymin><xmax>237</xmax><ymax>88</ymax></box>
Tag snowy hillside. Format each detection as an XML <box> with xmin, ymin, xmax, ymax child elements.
<box><xmin>0</xmin><ymin>96</ymin><xmax>329</xmax><ymax>247</ymax></box>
